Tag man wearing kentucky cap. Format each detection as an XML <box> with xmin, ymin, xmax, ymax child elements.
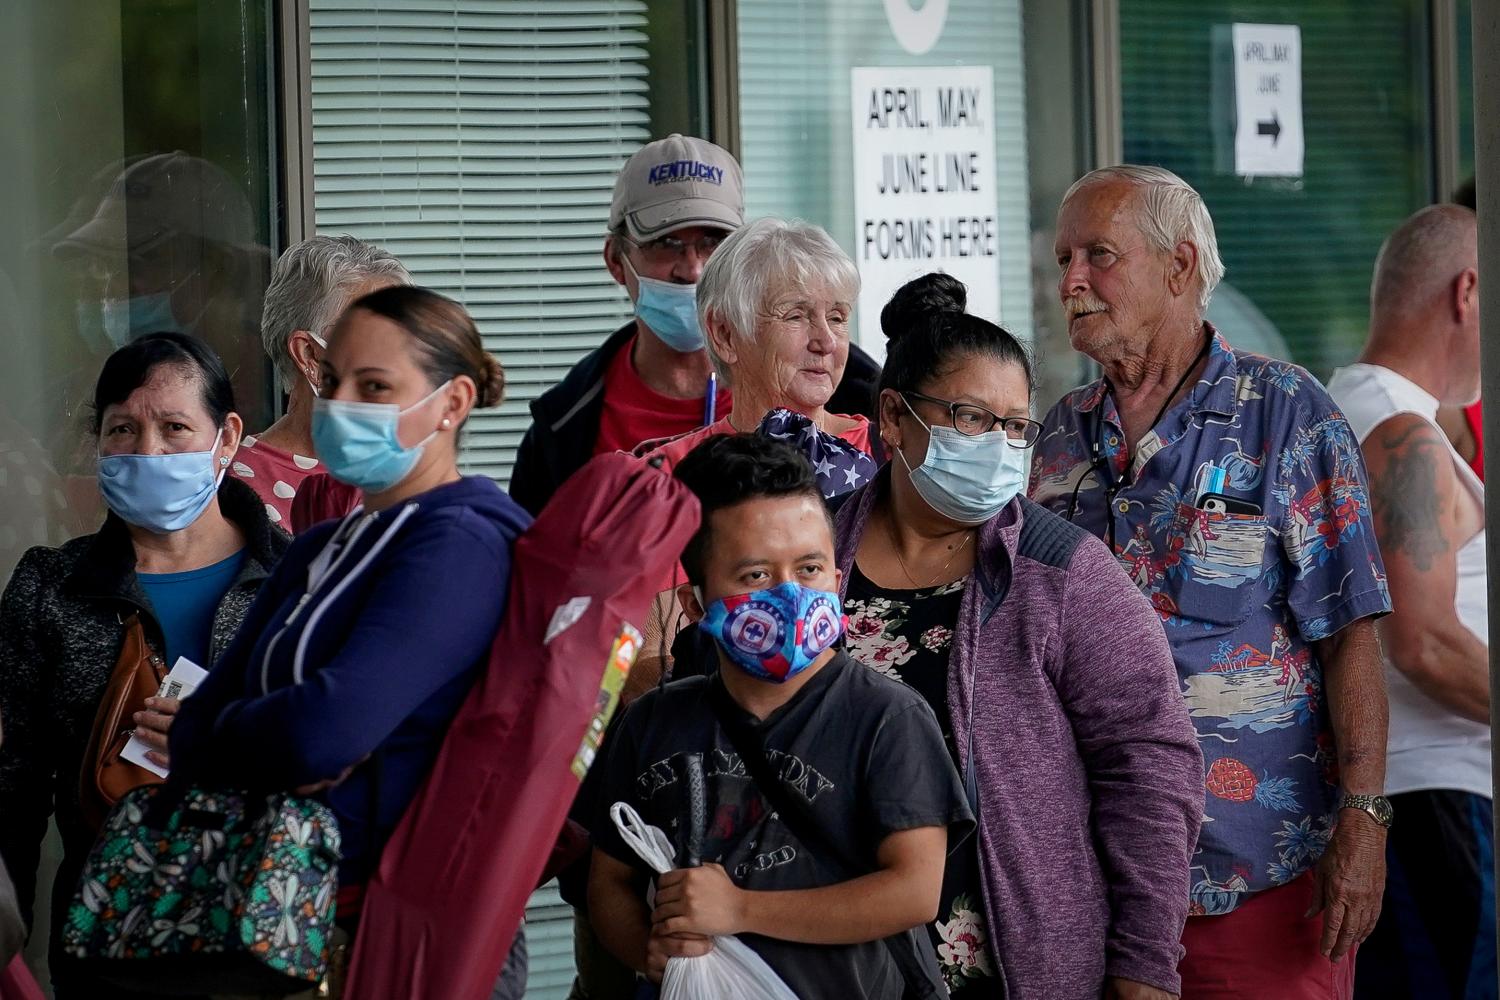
<box><xmin>509</xmin><ymin>134</ymin><xmax>882</xmax><ymax>516</ymax></box>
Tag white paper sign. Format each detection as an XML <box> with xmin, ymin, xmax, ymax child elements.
<box><xmin>850</xmin><ymin>66</ymin><xmax>999</xmax><ymax>362</ymax></box>
<box><xmin>121</xmin><ymin>656</ymin><xmax>209</xmax><ymax>778</ymax></box>
<box><xmin>1232</xmin><ymin>23</ymin><xmax>1303</xmax><ymax>177</ymax></box>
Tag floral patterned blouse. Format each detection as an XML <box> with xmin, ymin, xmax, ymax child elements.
<box><xmin>846</xmin><ymin>565</ymin><xmax>995</xmax><ymax>996</ymax></box>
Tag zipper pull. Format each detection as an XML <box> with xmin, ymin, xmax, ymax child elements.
<box><xmin>285</xmin><ymin>591</ymin><xmax>314</xmax><ymax>626</ymax></box>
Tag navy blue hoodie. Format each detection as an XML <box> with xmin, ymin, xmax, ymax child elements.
<box><xmin>171</xmin><ymin>476</ymin><xmax>531</xmax><ymax>884</ymax></box>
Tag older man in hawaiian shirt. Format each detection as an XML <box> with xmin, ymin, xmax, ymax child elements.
<box><xmin>1030</xmin><ymin>165</ymin><xmax>1392</xmax><ymax>1000</ymax></box>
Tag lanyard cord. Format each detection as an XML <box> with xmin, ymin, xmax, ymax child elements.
<box><xmin>1087</xmin><ymin>330</ymin><xmax>1213</xmax><ymax>546</ymax></box>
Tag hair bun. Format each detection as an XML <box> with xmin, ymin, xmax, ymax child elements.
<box><xmin>880</xmin><ymin>272</ymin><xmax>968</xmax><ymax>342</ymax></box>
<box><xmin>477</xmin><ymin>353</ymin><xmax>506</xmax><ymax>409</ymax></box>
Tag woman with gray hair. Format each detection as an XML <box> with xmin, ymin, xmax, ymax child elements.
<box><xmin>230</xmin><ymin>235</ymin><xmax>409</xmax><ymax>528</ymax></box>
<box><xmin>641</xmin><ymin>217</ymin><xmax>877</xmax><ymax>491</ymax></box>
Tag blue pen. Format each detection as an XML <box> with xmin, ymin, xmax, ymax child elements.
<box><xmin>703</xmin><ymin>372</ymin><xmax>717</xmax><ymax>426</ymax></box>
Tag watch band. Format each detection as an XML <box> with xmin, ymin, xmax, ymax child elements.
<box><xmin>1339</xmin><ymin>793</ymin><xmax>1394</xmax><ymax>828</ymax></box>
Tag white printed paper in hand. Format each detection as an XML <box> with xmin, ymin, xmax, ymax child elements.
<box><xmin>120</xmin><ymin>656</ymin><xmax>209</xmax><ymax>779</ymax></box>
<box><xmin>609</xmin><ymin>802</ymin><xmax>800</xmax><ymax>1000</ymax></box>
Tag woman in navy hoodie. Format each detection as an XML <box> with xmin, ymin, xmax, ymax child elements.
<box><xmin>171</xmin><ymin>285</ymin><xmax>531</xmax><ymax>970</ymax></box>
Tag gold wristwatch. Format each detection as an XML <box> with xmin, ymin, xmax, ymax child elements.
<box><xmin>1339</xmin><ymin>793</ymin><xmax>1394</xmax><ymax>829</ymax></box>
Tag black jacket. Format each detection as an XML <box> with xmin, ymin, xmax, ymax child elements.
<box><xmin>0</xmin><ymin>476</ymin><xmax>288</xmax><ymax>955</ymax></box>
<box><xmin>508</xmin><ymin>320</ymin><xmax>884</xmax><ymax>516</ymax></box>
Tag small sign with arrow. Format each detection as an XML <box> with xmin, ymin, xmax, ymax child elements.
<box><xmin>1232</xmin><ymin>23</ymin><xmax>1303</xmax><ymax>177</ymax></box>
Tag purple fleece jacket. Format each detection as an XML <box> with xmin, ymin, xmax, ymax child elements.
<box><xmin>834</xmin><ymin>476</ymin><xmax>1203</xmax><ymax>998</ymax></box>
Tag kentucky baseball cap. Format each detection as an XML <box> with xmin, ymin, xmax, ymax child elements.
<box><xmin>609</xmin><ymin>134</ymin><xmax>744</xmax><ymax>241</ymax></box>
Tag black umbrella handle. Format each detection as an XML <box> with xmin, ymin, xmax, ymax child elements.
<box><xmin>682</xmin><ymin>753</ymin><xmax>706</xmax><ymax>868</ymax></box>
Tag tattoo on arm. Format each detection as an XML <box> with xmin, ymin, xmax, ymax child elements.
<box><xmin>1371</xmin><ymin>423</ymin><xmax>1449</xmax><ymax>572</ymax></box>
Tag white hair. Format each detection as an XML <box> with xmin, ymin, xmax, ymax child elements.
<box><xmin>1063</xmin><ymin>165</ymin><xmax>1225</xmax><ymax>311</ymax></box>
<box><xmin>696</xmin><ymin>218</ymin><xmax>860</xmax><ymax>382</ymax></box>
<box><xmin>260</xmin><ymin>235</ymin><xmax>411</xmax><ymax>389</ymax></box>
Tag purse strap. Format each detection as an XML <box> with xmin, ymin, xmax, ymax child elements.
<box><xmin>704</xmin><ymin>677</ymin><xmax>939</xmax><ymax>1000</ymax></box>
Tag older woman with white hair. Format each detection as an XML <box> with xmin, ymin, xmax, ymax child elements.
<box><xmin>641</xmin><ymin>217</ymin><xmax>878</xmax><ymax>490</ymax></box>
<box><xmin>230</xmin><ymin>235</ymin><xmax>409</xmax><ymax>527</ymax></box>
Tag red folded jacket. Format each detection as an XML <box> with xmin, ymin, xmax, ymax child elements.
<box><xmin>0</xmin><ymin>957</ymin><xmax>44</xmax><ymax>1000</ymax></box>
<box><xmin>345</xmin><ymin>453</ymin><xmax>700</xmax><ymax>1000</ymax></box>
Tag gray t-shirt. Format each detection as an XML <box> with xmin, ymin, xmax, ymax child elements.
<box><xmin>593</xmin><ymin>652</ymin><xmax>973</xmax><ymax>1000</ymax></box>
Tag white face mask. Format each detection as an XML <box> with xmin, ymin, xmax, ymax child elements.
<box><xmin>897</xmin><ymin>396</ymin><xmax>1030</xmax><ymax>525</ymax></box>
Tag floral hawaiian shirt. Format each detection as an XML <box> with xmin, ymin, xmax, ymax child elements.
<box><xmin>1029</xmin><ymin>326</ymin><xmax>1390</xmax><ymax>915</ymax></box>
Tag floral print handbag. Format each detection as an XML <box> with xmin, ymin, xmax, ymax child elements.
<box><xmin>61</xmin><ymin>783</ymin><xmax>341</xmax><ymax>996</ymax></box>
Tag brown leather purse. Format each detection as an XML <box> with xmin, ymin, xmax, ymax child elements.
<box><xmin>78</xmin><ymin>613</ymin><xmax>168</xmax><ymax>831</ymax></box>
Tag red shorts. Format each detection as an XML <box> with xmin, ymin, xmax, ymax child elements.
<box><xmin>1179</xmin><ymin>872</ymin><xmax>1356</xmax><ymax>999</ymax></box>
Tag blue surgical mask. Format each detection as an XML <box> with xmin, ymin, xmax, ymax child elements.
<box><xmin>311</xmin><ymin>381</ymin><xmax>450</xmax><ymax>493</ymax></box>
<box><xmin>97</xmin><ymin>429</ymin><xmax>226</xmax><ymax>534</ymax></box>
<box><xmin>698</xmin><ymin>582</ymin><xmax>845</xmax><ymax>683</ymax></box>
<box><xmin>625</xmin><ymin>257</ymin><xmax>704</xmax><ymax>353</ymax></box>
<box><xmin>100</xmin><ymin>292</ymin><xmax>181</xmax><ymax>347</ymax></box>
<box><xmin>898</xmin><ymin>397</ymin><xmax>1029</xmax><ymax>525</ymax></box>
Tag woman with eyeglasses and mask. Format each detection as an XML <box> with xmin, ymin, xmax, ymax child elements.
<box><xmin>171</xmin><ymin>286</ymin><xmax>530</xmax><ymax>997</ymax></box>
<box><xmin>0</xmin><ymin>332</ymin><xmax>288</xmax><ymax>999</ymax></box>
<box><xmin>833</xmin><ymin>273</ymin><xmax>1204</xmax><ymax>1000</ymax></box>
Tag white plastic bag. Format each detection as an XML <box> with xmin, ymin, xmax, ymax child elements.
<box><xmin>610</xmin><ymin>802</ymin><xmax>800</xmax><ymax>1000</ymax></box>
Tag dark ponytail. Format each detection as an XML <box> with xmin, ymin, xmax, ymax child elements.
<box><xmin>878</xmin><ymin>272</ymin><xmax>1033</xmax><ymax>394</ymax></box>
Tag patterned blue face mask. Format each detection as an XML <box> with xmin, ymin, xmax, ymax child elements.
<box><xmin>311</xmin><ymin>380</ymin><xmax>450</xmax><ymax>493</ymax></box>
<box><xmin>97</xmin><ymin>429</ymin><xmax>226</xmax><ymax>534</ymax></box>
<box><xmin>624</xmin><ymin>257</ymin><xmax>704</xmax><ymax>353</ymax></box>
<box><xmin>698</xmin><ymin>582</ymin><xmax>845</xmax><ymax>683</ymax></box>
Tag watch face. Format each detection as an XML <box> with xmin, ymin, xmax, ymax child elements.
<box><xmin>1373</xmin><ymin>796</ymin><xmax>1395</xmax><ymax>826</ymax></box>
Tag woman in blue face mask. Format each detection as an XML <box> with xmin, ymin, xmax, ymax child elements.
<box><xmin>0</xmin><ymin>332</ymin><xmax>289</xmax><ymax>1000</ymax></box>
<box><xmin>169</xmin><ymin>286</ymin><xmax>531</xmax><ymax>999</ymax></box>
<box><xmin>831</xmin><ymin>274</ymin><xmax>1205</xmax><ymax>1000</ymax></box>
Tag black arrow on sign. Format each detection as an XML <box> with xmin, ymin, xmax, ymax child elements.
<box><xmin>1257</xmin><ymin>112</ymin><xmax>1282</xmax><ymax>144</ymax></box>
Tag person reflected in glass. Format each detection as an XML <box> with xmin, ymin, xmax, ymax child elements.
<box><xmin>0</xmin><ymin>333</ymin><xmax>288</xmax><ymax>999</ymax></box>
<box><xmin>54</xmin><ymin>152</ymin><xmax>272</xmax><ymax>429</ymax></box>
<box><xmin>838</xmin><ymin>273</ymin><xmax>1203</xmax><ymax>1000</ymax></box>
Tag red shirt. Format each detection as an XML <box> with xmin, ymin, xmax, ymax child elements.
<box><xmin>1465</xmin><ymin>399</ymin><xmax>1484</xmax><ymax>481</ymax></box>
<box><xmin>593</xmin><ymin>336</ymin><xmax>731</xmax><ymax>456</ymax></box>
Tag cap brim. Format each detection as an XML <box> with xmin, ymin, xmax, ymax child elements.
<box><xmin>626</xmin><ymin>198</ymin><xmax>742</xmax><ymax>241</ymax></box>
<box><xmin>53</xmin><ymin>218</ymin><xmax>131</xmax><ymax>259</ymax></box>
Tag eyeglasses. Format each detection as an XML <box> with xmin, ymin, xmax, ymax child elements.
<box><xmin>623</xmin><ymin>233</ymin><xmax>726</xmax><ymax>267</ymax></box>
<box><xmin>904</xmin><ymin>391</ymin><xmax>1042</xmax><ymax>447</ymax></box>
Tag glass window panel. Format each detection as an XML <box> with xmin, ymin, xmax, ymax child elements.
<box><xmin>0</xmin><ymin>0</ymin><xmax>277</xmax><ymax>582</ymax></box>
<box><xmin>1458</xmin><ymin>0</ymin><xmax>1475</xmax><ymax>184</ymax></box>
<box><xmin>737</xmin><ymin>0</ymin><xmax>1034</xmax><ymax>364</ymax></box>
<box><xmin>1119</xmin><ymin>0</ymin><xmax>1432</xmax><ymax>378</ymax></box>
<box><xmin>310</xmin><ymin>0</ymin><xmax>703</xmax><ymax>489</ymax></box>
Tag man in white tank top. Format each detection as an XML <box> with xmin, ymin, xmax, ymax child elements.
<box><xmin>1326</xmin><ymin>203</ymin><xmax>1491</xmax><ymax>999</ymax></box>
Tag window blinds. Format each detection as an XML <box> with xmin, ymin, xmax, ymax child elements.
<box><xmin>310</xmin><ymin>0</ymin><xmax>651</xmax><ymax>485</ymax></box>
